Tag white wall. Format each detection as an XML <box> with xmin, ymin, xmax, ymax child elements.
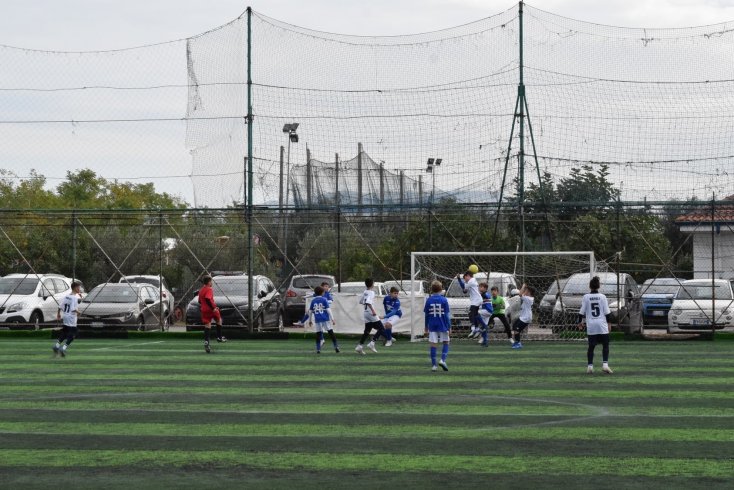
<box><xmin>687</xmin><ymin>228</ymin><xmax>734</xmax><ymax>280</ymax></box>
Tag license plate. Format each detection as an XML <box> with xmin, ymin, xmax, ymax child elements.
<box><xmin>692</xmin><ymin>318</ymin><xmax>710</xmax><ymax>326</ymax></box>
<box><xmin>91</xmin><ymin>322</ymin><xmax>103</xmax><ymax>328</ymax></box>
<box><xmin>652</xmin><ymin>311</ymin><xmax>665</xmax><ymax>316</ymax></box>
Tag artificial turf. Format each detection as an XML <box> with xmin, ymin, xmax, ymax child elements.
<box><xmin>0</xmin><ymin>336</ymin><xmax>732</xmax><ymax>489</ymax></box>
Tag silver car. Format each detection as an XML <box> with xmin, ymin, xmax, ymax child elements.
<box><xmin>79</xmin><ymin>283</ymin><xmax>166</xmax><ymax>331</ymax></box>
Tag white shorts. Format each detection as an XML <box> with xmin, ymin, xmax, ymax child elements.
<box><xmin>428</xmin><ymin>331</ymin><xmax>450</xmax><ymax>343</ymax></box>
<box><xmin>479</xmin><ymin>309</ymin><xmax>493</xmax><ymax>321</ymax></box>
<box><xmin>382</xmin><ymin>315</ymin><xmax>400</xmax><ymax>328</ymax></box>
<box><xmin>313</xmin><ymin>321</ymin><xmax>332</xmax><ymax>333</ymax></box>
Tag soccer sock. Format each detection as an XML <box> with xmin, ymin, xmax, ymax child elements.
<box><xmin>430</xmin><ymin>346</ymin><xmax>437</xmax><ymax>366</ymax></box>
<box><xmin>441</xmin><ymin>343</ymin><xmax>449</xmax><ymax>361</ymax></box>
<box><xmin>602</xmin><ymin>342</ymin><xmax>610</xmax><ymax>363</ymax></box>
<box><xmin>359</xmin><ymin>326</ymin><xmax>371</xmax><ymax>345</ymax></box>
<box><xmin>316</xmin><ymin>332</ymin><xmax>323</xmax><ymax>350</ymax></box>
<box><xmin>204</xmin><ymin>328</ymin><xmax>211</xmax><ymax>343</ymax></box>
<box><xmin>385</xmin><ymin>328</ymin><xmax>393</xmax><ymax>341</ymax></box>
<box><xmin>481</xmin><ymin>330</ymin><xmax>488</xmax><ymax>344</ymax></box>
<box><xmin>65</xmin><ymin>335</ymin><xmax>75</xmax><ymax>346</ymax></box>
<box><xmin>54</xmin><ymin>341</ymin><xmax>62</xmax><ymax>349</ymax></box>
<box><xmin>216</xmin><ymin>324</ymin><xmax>222</xmax><ymax>339</ymax></box>
<box><xmin>61</xmin><ymin>344</ymin><xmax>68</xmax><ymax>351</ymax></box>
<box><xmin>328</xmin><ymin>329</ymin><xmax>338</xmax><ymax>346</ymax></box>
<box><xmin>587</xmin><ymin>345</ymin><xmax>595</xmax><ymax>365</ymax></box>
<box><xmin>514</xmin><ymin>332</ymin><xmax>521</xmax><ymax>343</ymax></box>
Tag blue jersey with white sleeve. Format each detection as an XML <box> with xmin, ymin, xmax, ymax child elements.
<box><xmin>323</xmin><ymin>290</ymin><xmax>333</xmax><ymax>306</ymax></box>
<box><xmin>481</xmin><ymin>291</ymin><xmax>494</xmax><ymax>313</ymax></box>
<box><xmin>383</xmin><ymin>296</ymin><xmax>402</xmax><ymax>318</ymax></box>
<box><xmin>309</xmin><ymin>296</ymin><xmax>331</xmax><ymax>323</ymax></box>
<box><xmin>424</xmin><ymin>294</ymin><xmax>450</xmax><ymax>332</ymax></box>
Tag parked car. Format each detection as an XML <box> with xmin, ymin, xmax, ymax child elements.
<box><xmin>553</xmin><ymin>272</ymin><xmax>643</xmax><ymax>335</ymax></box>
<box><xmin>283</xmin><ymin>274</ymin><xmax>335</xmax><ymax>325</ymax></box>
<box><xmin>120</xmin><ymin>275</ymin><xmax>174</xmax><ymax>322</ymax></box>
<box><xmin>382</xmin><ymin>280</ymin><xmax>427</xmax><ymax>296</ymax></box>
<box><xmin>668</xmin><ymin>279</ymin><xmax>734</xmax><ymax>334</ymax></box>
<box><xmin>640</xmin><ymin>278</ymin><xmax>682</xmax><ymax>326</ymax></box>
<box><xmin>78</xmin><ymin>282</ymin><xmax>166</xmax><ymax>331</ymax></box>
<box><xmin>0</xmin><ymin>273</ymin><xmax>75</xmax><ymax>329</ymax></box>
<box><xmin>186</xmin><ymin>274</ymin><xmax>283</xmax><ymax>331</ymax></box>
<box><xmin>335</xmin><ymin>282</ymin><xmax>389</xmax><ymax>295</ymax></box>
<box><xmin>538</xmin><ymin>277</ymin><xmax>569</xmax><ymax>327</ymax></box>
<box><xmin>444</xmin><ymin>272</ymin><xmax>518</xmax><ymax>330</ymax></box>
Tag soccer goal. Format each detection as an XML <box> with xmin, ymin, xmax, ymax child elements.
<box><xmin>409</xmin><ymin>251</ymin><xmax>597</xmax><ymax>341</ymax></box>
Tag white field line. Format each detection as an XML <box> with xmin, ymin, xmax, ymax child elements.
<box><xmin>90</xmin><ymin>341</ymin><xmax>165</xmax><ymax>351</ymax></box>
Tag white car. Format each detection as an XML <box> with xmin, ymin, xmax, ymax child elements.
<box><xmin>0</xmin><ymin>274</ymin><xmax>76</xmax><ymax>329</ymax></box>
<box><xmin>383</xmin><ymin>280</ymin><xmax>427</xmax><ymax>296</ymax></box>
<box><xmin>668</xmin><ymin>279</ymin><xmax>734</xmax><ymax>334</ymax></box>
<box><xmin>444</xmin><ymin>272</ymin><xmax>518</xmax><ymax>330</ymax></box>
<box><xmin>334</xmin><ymin>282</ymin><xmax>389</xmax><ymax>296</ymax></box>
<box><xmin>119</xmin><ymin>275</ymin><xmax>173</xmax><ymax>321</ymax></box>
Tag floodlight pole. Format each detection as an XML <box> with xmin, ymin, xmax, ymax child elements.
<box><xmin>246</xmin><ymin>7</ymin><xmax>254</xmax><ymax>332</ymax></box>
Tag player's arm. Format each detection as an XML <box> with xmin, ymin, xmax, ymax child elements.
<box><xmin>577</xmin><ymin>296</ymin><xmax>587</xmax><ymax>329</ymax></box>
<box><xmin>457</xmin><ymin>275</ymin><xmax>466</xmax><ymax>292</ymax></box>
<box><xmin>326</xmin><ymin>307</ymin><xmax>335</xmax><ymax>324</ymax></box>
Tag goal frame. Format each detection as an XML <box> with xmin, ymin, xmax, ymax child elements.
<box><xmin>409</xmin><ymin>251</ymin><xmax>596</xmax><ymax>340</ymax></box>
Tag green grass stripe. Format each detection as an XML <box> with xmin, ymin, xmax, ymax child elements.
<box><xmin>2</xmin><ymin>422</ymin><xmax>732</xmax><ymax>442</ymax></box>
<box><xmin>0</xmin><ymin>450</ymin><xmax>732</xmax><ymax>477</ymax></box>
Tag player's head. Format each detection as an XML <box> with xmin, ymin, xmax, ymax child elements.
<box><xmin>70</xmin><ymin>281</ymin><xmax>82</xmax><ymax>293</ymax></box>
<box><xmin>389</xmin><ymin>286</ymin><xmax>399</xmax><ymax>298</ymax></box>
<box><xmin>201</xmin><ymin>275</ymin><xmax>212</xmax><ymax>286</ymax></box>
<box><xmin>589</xmin><ymin>276</ymin><xmax>600</xmax><ymax>291</ymax></box>
<box><xmin>320</xmin><ymin>282</ymin><xmax>331</xmax><ymax>291</ymax></box>
<box><xmin>365</xmin><ymin>278</ymin><xmax>374</xmax><ymax>289</ymax></box>
<box><xmin>314</xmin><ymin>285</ymin><xmax>324</xmax><ymax>296</ymax></box>
<box><xmin>430</xmin><ymin>280</ymin><xmax>442</xmax><ymax>294</ymax></box>
<box><xmin>525</xmin><ymin>285</ymin><xmax>536</xmax><ymax>297</ymax></box>
<box><xmin>490</xmin><ymin>286</ymin><xmax>499</xmax><ymax>297</ymax></box>
<box><xmin>464</xmin><ymin>271</ymin><xmax>474</xmax><ymax>279</ymax></box>
<box><xmin>479</xmin><ymin>282</ymin><xmax>488</xmax><ymax>292</ymax></box>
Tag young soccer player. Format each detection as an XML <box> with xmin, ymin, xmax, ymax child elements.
<box><xmin>424</xmin><ymin>280</ymin><xmax>451</xmax><ymax>371</ymax></box>
<box><xmin>378</xmin><ymin>286</ymin><xmax>402</xmax><ymax>347</ymax></box>
<box><xmin>456</xmin><ymin>271</ymin><xmax>482</xmax><ymax>338</ymax></box>
<box><xmin>355</xmin><ymin>278</ymin><xmax>385</xmax><ymax>355</ymax></box>
<box><xmin>578</xmin><ymin>276</ymin><xmax>613</xmax><ymax>374</ymax></box>
<box><xmin>476</xmin><ymin>282</ymin><xmax>494</xmax><ymax>347</ymax></box>
<box><xmin>308</xmin><ymin>286</ymin><xmax>339</xmax><ymax>354</ymax></box>
<box><xmin>489</xmin><ymin>286</ymin><xmax>513</xmax><ymax>343</ymax></box>
<box><xmin>198</xmin><ymin>275</ymin><xmax>226</xmax><ymax>354</ymax></box>
<box><xmin>295</xmin><ymin>281</ymin><xmax>334</xmax><ymax>330</ymax></box>
<box><xmin>511</xmin><ymin>283</ymin><xmax>535</xmax><ymax>349</ymax></box>
<box><xmin>53</xmin><ymin>281</ymin><xmax>82</xmax><ymax>357</ymax></box>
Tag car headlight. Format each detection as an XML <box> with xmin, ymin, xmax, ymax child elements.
<box><xmin>124</xmin><ymin>310</ymin><xmax>136</xmax><ymax>320</ymax></box>
<box><xmin>672</xmin><ymin>308</ymin><xmax>682</xmax><ymax>315</ymax></box>
<box><xmin>7</xmin><ymin>302</ymin><xmax>27</xmax><ymax>313</ymax></box>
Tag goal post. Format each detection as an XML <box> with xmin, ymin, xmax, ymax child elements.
<box><xmin>409</xmin><ymin>251</ymin><xmax>597</xmax><ymax>341</ymax></box>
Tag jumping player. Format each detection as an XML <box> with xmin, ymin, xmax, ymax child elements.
<box><xmin>198</xmin><ymin>275</ymin><xmax>226</xmax><ymax>354</ymax></box>
<box><xmin>476</xmin><ymin>282</ymin><xmax>494</xmax><ymax>347</ymax></box>
<box><xmin>578</xmin><ymin>276</ymin><xmax>613</xmax><ymax>374</ymax></box>
<box><xmin>511</xmin><ymin>283</ymin><xmax>535</xmax><ymax>349</ymax></box>
<box><xmin>308</xmin><ymin>286</ymin><xmax>339</xmax><ymax>354</ymax></box>
<box><xmin>53</xmin><ymin>281</ymin><xmax>82</xmax><ymax>357</ymax></box>
<box><xmin>355</xmin><ymin>278</ymin><xmax>385</xmax><ymax>355</ymax></box>
<box><xmin>456</xmin><ymin>270</ymin><xmax>482</xmax><ymax>338</ymax></box>
<box><xmin>424</xmin><ymin>280</ymin><xmax>451</xmax><ymax>371</ymax></box>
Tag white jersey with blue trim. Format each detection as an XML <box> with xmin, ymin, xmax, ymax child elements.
<box><xmin>579</xmin><ymin>292</ymin><xmax>611</xmax><ymax>335</ymax></box>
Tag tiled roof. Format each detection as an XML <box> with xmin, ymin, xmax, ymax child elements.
<box><xmin>676</xmin><ymin>195</ymin><xmax>734</xmax><ymax>223</ymax></box>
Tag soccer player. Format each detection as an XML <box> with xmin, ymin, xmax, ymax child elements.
<box><xmin>578</xmin><ymin>276</ymin><xmax>613</xmax><ymax>374</ymax></box>
<box><xmin>294</xmin><ymin>281</ymin><xmax>333</xmax><ymax>330</ymax></box>
<box><xmin>476</xmin><ymin>282</ymin><xmax>494</xmax><ymax>347</ymax></box>
<box><xmin>53</xmin><ymin>281</ymin><xmax>82</xmax><ymax>357</ymax></box>
<box><xmin>424</xmin><ymin>280</ymin><xmax>451</xmax><ymax>371</ymax></box>
<box><xmin>378</xmin><ymin>286</ymin><xmax>402</xmax><ymax>347</ymax></box>
<box><xmin>488</xmin><ymin>286</ymin><xmax>513</xmax><ymax>343</ymax></box>
<box><xmin>308</xmin><ymin>286</ymin><xmax>339</xmax><ymax>354</ymax></box>
<box><xmin>355</xmin><ymin>278</ymin><xmax>385</xmax><ymax>355</ymax></box>
<box><xmin>198</xmin><ymin>275</ymin><xmax>226</xmax><ymax>354</ymax></box>
<box><xmin>511</xmin><ymin>283</ymin><xmax>535</xmax><ymax>349</ymax></box>
<box><xmin>456</xmin><ymin>270</ymin><xmax>482</xmax><ymax>338</ymax></box>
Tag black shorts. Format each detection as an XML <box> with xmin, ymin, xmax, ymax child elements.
<box><xmin>469</xmin><ymin>305</ymin><xmax>480</xmax><ymax>323</ymax></box>
<box><xmin>512</xmin><ymin>319</ymin><xmax>529</xmax><ymax>332</ymax></box>
<box><xmin>365</xmin><ymin>320</ymin><xmax>383</xmax><ymax>331</ymax></box>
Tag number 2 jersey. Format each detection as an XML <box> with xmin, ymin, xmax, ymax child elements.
<box><xmin>579</xmin><ymin>292</ymin><xmax>611</xmax><ymax>335</ymax></box>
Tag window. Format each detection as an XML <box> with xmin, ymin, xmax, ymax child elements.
<box><xmin>53</xmin><ymin>278</ymin><xmax>69</xmax><ymax>294</ymax></box>
<box><xmin>41</xmin><ymin>279</ymin><xmax>55</xmax><ymax>297</ymax></box>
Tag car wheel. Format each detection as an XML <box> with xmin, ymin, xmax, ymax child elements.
<box><xmin>30</xmin><ymin>311</ymin><xmax>43</xmax><ymax>330</ymax></box>
<box><xmin>137</xmin><ymin>316</ymin><xmax>145</xmax><ymax>332</ymax></box>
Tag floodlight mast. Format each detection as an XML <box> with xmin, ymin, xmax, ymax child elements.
<box><xmin>426</xmin><ymin>157</ymin><xmax>443</xmax><ymax>250</ymax></box>
<box><xmin>281</xmin><ymin>122</ymin><xmax>299</xmax><ymax>278</ymax></box>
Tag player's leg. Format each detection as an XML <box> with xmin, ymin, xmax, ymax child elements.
<box><xmin>499</xmin><ymin>314</ymin><xmax>513</xmax><ymax>342</ymax></box>
<box><xmin>59</xmin><ymin>327</ymin><xmax>77</xmax><ymax>357</ymax></box>
<box><xmin>383</xmin><ymin>318</ymin><xmax>395</xmax><ymax>346</ymax></box>
<box><xmin>601</xmin><ymin>334</ymin><xmax>613</xmax><ymax>373</ymax></box>
<box><xmin>438</xmin><ymin>332</ymin><xmax>450</xmax><ymax>371</ymax></box>
<box><xmin>327</xmin><ymin>329</ymin><xmax>339</xmax><ymax>352</ymax></box>
<box><xmin>478</xmin><ymin>311</ymin><xmax>492</xmax><ymax>346</ymax></box>
<box><xmin>214</xmin><ymin>310</ymin><xmax>226</xmax><ymax>342</ymax></box>
<box><xmin>511</xmin><ymin>320</ymin><xmax>526</xmax><ymax>348</ymax></box>
<box><xmin>587</xmin><ymin>334</ymin><xmax>598</xmax><ymax>373</ymax></box>
<box><xmin>468</xmin><ymin>306</ymin><xmax>480</xmax><ymax>338</ymax></box>
<box><xmin>428</xmin><ymin>331</ymin><xmax>438</xmax><ymax>370</ymax></box>
<box><xmin>367</xmin><ymin>321</ymin><xmax>383</xmax><ymax>352</ymax></box>
<box><xmin>356</xmin><ymin>324</ymin><xmax>371</xmax><ymax>354</ymax></box>
<box><xmin>315</xmin><ymin>326</ymin><xmax>324</xmax><ymax>353</ymax></box>
<box><xmin>53</xmin><ymin>325</ymin><xmax>68</xmax><ymax>355</ymax></box>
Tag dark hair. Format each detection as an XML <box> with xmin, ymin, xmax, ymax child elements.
<box><xmin>70</xmin><ymin>281</ymin><xmax>82</xmax><ymax>290</ymax></box>
<box><xmin>389</xmin><ymin>287</ymin><xmax>399</xmax><ymax>293</ymax></box>
<box><xmin>320</xmin><ymin>282</ymin><xmax>330</xmax><ymax>287</ymax></box>
<box><xmin>464</xmin><ymin>271</ymin><xmax>474</xmax><ymax>277</ymax></box>
<box><xmin>527</xmin><ymin>286</ymin><xmax>536</xmax><ymax>296</ymax></box>
<box><xmin>490</xmin><ymin>286</ymin><xmax>499</xmax><ymax>292</ymax></box>
<box><xmin>365</xmin><ymin>278</ymin><xmax>374</xmax><ymax>288</ymax></box>
<box><xmin>431</xmin><ymin>280</ymin><xmax>442</xmax><ymax>293</ymax></box>
<box><xmin>201</xmin><ymin>275</ymin><xmax>212</xmax><ymax>285</ymax></box>
<box><xmin>314</xmin><ymin>285</ymin><xmax>324</xmax><ymax>296</ymax></box>
<box><xmin>589</xmin><ymin>276</ymin><xmax>600</xmax><ymax>291</ymax></box>
<box><xmin>479</xmin><ymin>282</ymin><xmax>488</xmax><ymax>289</ymax></box>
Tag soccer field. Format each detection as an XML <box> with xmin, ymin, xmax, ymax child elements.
<box><xmin>0</xmin><ymin>336</ymin><xmax>732</xmax><ymax>489</ymax></box>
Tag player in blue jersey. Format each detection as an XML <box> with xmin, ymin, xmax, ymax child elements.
<box><xmin>424</xmin><ymin>280</ymin><xmax>451</xmax><ymax>371</ymax></box>
<box><xmin>476</xmin><ymin>282</ymin><xmax>494</xmax><ymax>347</ymax></box>
<box><xmin>308</xmin><ymin>286</ymin><xmax>339</xmax><ymax>354</ymax></box>
<box><xmin>377</xmin><ymin>286</ymin><xmax>402</xmax><ymax>347</ymax></box>
<box><xmin>295</xmin><ymin>281</ymin><xmax>334</xmax><ymax>331</ymax></box>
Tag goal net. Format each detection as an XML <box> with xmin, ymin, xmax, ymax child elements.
<box><xmin>409</xmin><ymin>252</ymin><xmax>597</xmax><ymax>341</ymax></box>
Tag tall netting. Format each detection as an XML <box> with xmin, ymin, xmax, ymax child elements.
<box><xmin>410</xmin><ymin>252</ymin><xmax>597</xmax><ymax>340</ymax></box>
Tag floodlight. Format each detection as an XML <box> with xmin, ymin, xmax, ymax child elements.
<box><xmin>427</xmin><ymin>158</ymin><xmax>435</xmax><ymax>166</ymax></box>
<box><xmin>282</xmin><ymin>123</ymin><xmax>299</xmax><ymax>133</ymax></box>
<box><xmin>425</xmin><ymin>165</ymin><xmax>433</xmax><ymax>173</ymax></box>
<box><xmin>289</xmin><ymin>133</ymin><xmax>299</xmax><ymax>143</ymax></box>
<box><xmin>435</xmin><ymin>158</ymin><xmax>442</xmax><ymax>166</ymax></box>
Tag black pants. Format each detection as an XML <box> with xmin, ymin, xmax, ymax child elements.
<box><xmin>57</xmin><ymin>326</ymin><xmax>78</xmax><ymax>345</ymax></box>
<box><xmin>512</xmin><ymin>319</ymin><xmax>529</xmax><ymax>342</ymax></box>
<box><xmin>469</xmin><ymin>305</ymin><xmax>480</xmax><ymax>329</ymax></box>
<box><xmin>360</xmin><ymin>321</ymin><xmax>384</xmax><ymax>344</ymax></box>
<box><xmin>587</xmin><ymin>334</ymin><xmax>610</xmax><ymax>364</ymax></box>
<box><xmin>490</xmin><ymin>313</ymin><xmax>512</xmax><ymax>338</ymax></box>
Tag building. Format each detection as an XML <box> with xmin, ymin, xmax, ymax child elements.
<box><xmin>676</xmin><ymin>195</ymin><xmax>734</xmax><ymax>280</ymax></box>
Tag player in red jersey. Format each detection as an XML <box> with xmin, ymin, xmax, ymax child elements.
<box><xmin>199</xmin><ymin>275</ymin><xmax>225</xmax><ymax>353</ymax></box>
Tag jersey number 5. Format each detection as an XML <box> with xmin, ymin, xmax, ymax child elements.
<box><xmin>590</xmin><ymin>302</ymin><xmax>600</xmax><ymax>318</ymax></box>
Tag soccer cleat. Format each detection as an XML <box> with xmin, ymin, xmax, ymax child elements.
<box><xmin>431</xmin><ymin>365</ymin><xmax>438</xmax><ymax>372</ymax></box>
<box><xmin>355</xmin><ymin>345</ymin><xmax>365</xmax><ymax>355</ymax></box>
<box><xmin>511</xmin><ymin>342</ymin><xmax>523</xmax><ymax>349</ymax></box>
<box><xmin>216</xmin><ymin>336</ymin><xmax>227</xmax><ymax>343</ymax></box>
<box><xmin>480</xmin><ymin>342</ymin><xmax>489</xmax><ymax>347</ymax></box>
<box><xmin>59</xmin><ymin>347</ymin><xmax>66</xmax><ymax>358</ymax></box>
<box><xmin>508</xmin><ymin>337</ymin><xmax>514</xmax><ymax>343</ymax></box>
<box><xmin>335</xmin><ymin>347</ymin><xmax>340</xmax><ymax>353</ymax></box>
<box><xmin>316</xmin><ymin>350</ymin><xmax>321</xmax><ymax>354</ymax></box>
<box><xmin>293</xmin><ymin>321</ymin><xmax>304</xmax><ymax>327</ymax></box>
<box><xmin>204</xmin><ymin>341</ymin><xmax>211</xmax><ymax>354</ymax></box>
<box><xmin>587</xmin><ymin>365</ymin><xmax>594</xmax><ymax>374</ymax></box>
<box><xmin>602</xmin><ymin>365</ymin><xmax>614</xmax><ymax>374</ymax></box>
<box><xmin>319</xmin><ymin>339</ymin><xmax>325</xmax><ymax>349</ymax></box>
<box><xmin>52</xmin><ymin>345</ymin><xmax>60</xmax><ymax>356</ymax></box>
<box><xmin>438</xmin><ymin>360</ymin><xmax>449</xmax><ymax>371</ymax></box>
<box><xmin>384</xmin><ymin>340</ymin><xmax>393</xmax><ymax>347</ymax></box>
<box><xmin>367</xmin><ymin>341</ymin><xmax>378</xmax><ymax>353</ymax></box>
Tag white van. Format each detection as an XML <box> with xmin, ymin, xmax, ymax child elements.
<box><xmin>0</xmin><ymin>274</ymin><xmax>76</xmax><ymax>329</ymax></box>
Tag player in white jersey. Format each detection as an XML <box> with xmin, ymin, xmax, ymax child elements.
<box><xmin>578</xmin><ymin>276</ymin><xmax>613</xmax><ymax>374</ymax></box>
<box><xmin>456</xmin><ymin>271</ymin><xmax>483</xmax><ymax>338</ymax></box>
<box><xmin>355</xmin><ymin>278</ymin><xmax>385</xmax><ymax>355</ymax></box>
<box><xmin>53</xmin><ymin>281</ymin><xmax>82</xmax><ymax>357</ymax></box>
<box><xmin>511</xmin><ymin>284</ymin><xmax>535</xmax><ymax>349</ymax></box>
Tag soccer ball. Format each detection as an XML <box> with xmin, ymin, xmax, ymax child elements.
<box><xmin>468</xmin><ymin>264</ymin><xmax>479</xmax><ymax>274</ymax></box>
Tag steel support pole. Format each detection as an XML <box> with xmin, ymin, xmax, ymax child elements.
<box><xmin>246</xmin><ymin>7</ymin><xmax>255</xmax><ymax>332</ymax></box>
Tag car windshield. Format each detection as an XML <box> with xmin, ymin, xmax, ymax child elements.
<box><xmin>85</xmin><ymin>285</ymin><xmax>141</xmax><ymax>303</ymax></box>
<box><xmin>676</xmin><ymin>284</ymin><xmax>732</xmax><ymax>300</ymax></box>
<box><xmin>0</xmin><ymin>278</ymin><xmax>39</xmax><ymax>295</ymax></box>
<box><xmin>445</xmin><ymin>277</ymin><xmax>513</xmax><ymax>297</ymax></box>
<box><xmin>336</xmin><ymin>285</ymin><xmax>365</xmax><ymax>294</ymax></box>
<box><xmin>641</xmin><ymin>283</ymin><xmax>680</xmax><ymax>295</ymax></box>
<box><xmin>563</xmin><ymin>276</ymin><xmax>619</xmax><ymax>296</ymax></box>
<box><xmin>122</xmin><ymin>276</ymin><xmax>160</xmax><ymax>288</ymax></box>
<box><xmin>545</xmin><ymin>279</ymin><xmax>567</xmax><ymax>296</ymax></box>
<box><xmin>212</xmin><ymin>279</ymin><xmax>249</xmax><ymax>296</ymax></box>
<box><xmin>292</xmin><ymin>276</ymin><xmax>333</xmax><ymax>289</ymax></box>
